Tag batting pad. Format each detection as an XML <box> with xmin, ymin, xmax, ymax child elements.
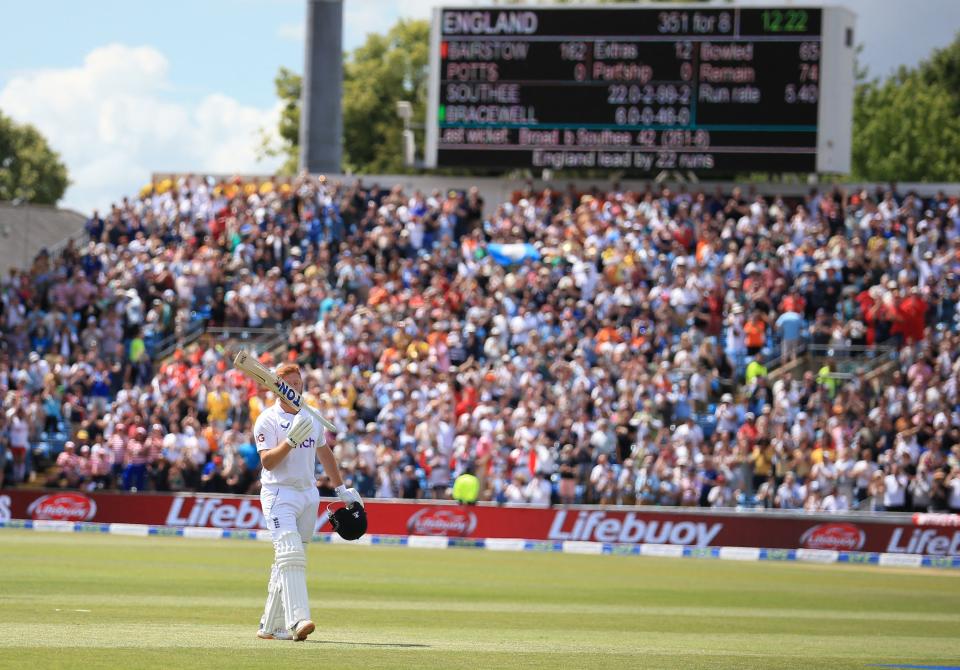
<box><xmin>260</xmin><ymin>562</ymin><xmax>285</xmax><ymax>633</ymax></box>
<box><xmin>274</xmin><ymin>531</ymin><xmax>310</xmax><ymax>629</ymax></box>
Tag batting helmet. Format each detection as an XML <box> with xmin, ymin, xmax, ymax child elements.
<box><xmin>327</xmin><ymin>503</ymin><xmax>368</xmax><ymax>541</ymax></box>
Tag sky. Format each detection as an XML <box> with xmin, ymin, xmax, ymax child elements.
<box><xmin>1</xmin><ymin>0</ymin><xmax>958</xmax><ymax>214</ymax></box>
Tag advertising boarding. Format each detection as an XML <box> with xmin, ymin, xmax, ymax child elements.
<box><xmin>2</xmin><ymin>489</ymin><xmax>957</xmax><ymax>556</ymax></box>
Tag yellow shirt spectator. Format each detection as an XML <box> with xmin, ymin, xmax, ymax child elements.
<box><xmin>303</xmin><ymin>391</ymin><xmax>321</xmax><ymax>410</ymax></box>
<box><xmin>129</xmin><ymin>337</ymin><xmax>146</xmax><ymax>363</ymax></box>
<box><xmin>751</xmin><ymin>446</ymin><xmax>774</xmax><ymax>477</ymax></box>
<box><xmin>407</xmin><ymin>340</ymin><xmax>430</xmax><ymax>360</ymax></box>
<box><xmin>248</xmin><ymin>394</ymin><xmax>266</xmax><ymax>424</ymax></box>
<box><xmin>810</xmin><ymin>445</ymin><xmax>824</xmax><ymax>465</ymax></box>
<box><xmin>453</xmin><ymin>473</ymin><xmax>480</xmax><ymax>504</ymax></box>
<box><xmin>745</xmin><ymin>360</ymin><xmax>768</xmax><ymax>386</ymax></box>
<box><xmin>331</xmin><ymin>382</ymin><xmax>356</xmax><ymax>409</ymax></box>
<box><xmin>207</xmin><ymin>389</ymin><xmax>230</xmax><ymax>423</ymax></box>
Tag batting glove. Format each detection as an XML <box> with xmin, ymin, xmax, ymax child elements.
<box><xmin>286</xmin><ymin>413</ymin><xmax>313</xmax><ymax>448</ymax></box>
<box><xmin>335</xmin><ymin>485</ymin><xmax>364</xmax><ymax>508</ymax></box>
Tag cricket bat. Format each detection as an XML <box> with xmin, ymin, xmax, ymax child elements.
<box><xmin>233</xmin><ymin>350</ymin><xmax>338</xmax><ymax>432</ymax></box>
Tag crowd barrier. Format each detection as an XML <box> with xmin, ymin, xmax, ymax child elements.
<box><xmin>2</xmin><ymin>489</ymin><xmax>958</xmax><ymax>557</ymax></box>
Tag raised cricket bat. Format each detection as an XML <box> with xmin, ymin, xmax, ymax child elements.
<box><xmin>233</xmin><ymin>350</ymin><xmax>337</xmax><ymax>432</ymax></box>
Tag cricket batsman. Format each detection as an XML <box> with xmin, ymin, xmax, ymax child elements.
<box><xmin>254</xmin><ymin>361</ymin><xmax>363</xmax><ymax>641</ymax></box>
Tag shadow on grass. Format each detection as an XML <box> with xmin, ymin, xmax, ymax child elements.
<box><xmin>306</xmin><ymin>640</ymin><xmax>430</xmax><ymax>649</ymax></box>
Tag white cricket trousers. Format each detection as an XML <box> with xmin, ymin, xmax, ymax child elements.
<box><xmin>260</xmin><ymin>485</ymin><xmax>320</xmax><ymax>543</ymax></box>
<box><xmin>258</xmin><ymin>484</ymin><xmax>319</xmax><ymax>633</ymax></box>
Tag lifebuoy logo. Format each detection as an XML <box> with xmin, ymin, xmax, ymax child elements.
<box><xmin>548</xmin><ymin>510</ymin><xmax>723</xmax><ymax>545</ymax></box>
<box><xmin>887</xmin><ymin>527</ymin><xmax>960</xmax><ymax>555</ymax></box>
<box><xmin>165</xmin><ymin>497</ymin><xmax>264</xmax><ymax>528</ymax></box>
<box><xmin>800</xmin><ymin>523</ymin><xmax>865</xmax><ymax>551</ymax></box>
<box><xmin>407</xmin><ymin>508</ymin><xmax>477</xmax><ymax>536</ymax></box>
<box><xmin>27</xmin><ymin>492</ymin><xmax>97</xmax><ymax>521</ymax></box>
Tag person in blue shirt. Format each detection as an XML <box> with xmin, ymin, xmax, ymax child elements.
<box><xmin>237</xmin><ymin>438</ymin><xmax>260</xmax><ymax>472</ymax></box>
<box><xmin>307</xmin><ymin>213</ymin><xmax>324</xmax><ymax>250</ymax></box>
<box><xmin>30</xmin><ymin>326</ymin><xmax>52</xmax><ymax>355</ymax></box>
<box><xmin>775</xmin><ymin>308</ymin><xmax>804</xmax><ymax>360</ymax></box>
<box><xmin>85</xmin><ymin>211</ymin><xmax>104</xmax><ymax>241</ymax></box>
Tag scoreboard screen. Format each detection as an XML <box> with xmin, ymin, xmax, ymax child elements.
<box><xmin>425</xmin><ymin>5</ymin><xmax>855</xmax><ymax>173</ymax></box>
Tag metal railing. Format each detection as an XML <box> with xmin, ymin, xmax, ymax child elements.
<box><xmin>151</xmin><ymin>318</ymin><xmax>207</xmax><ymax>360</ymax></box>
<box><xmin>802</xmin><ymin>343</ymin><xmax>897</xmax><ymax>359</ymax></box>
<box><xmin>205</xmin><ymin>326</ymin><xmax>286</xmax><ymax>344</ymax></box>
<box><xmin>203</xmin><ymin>326</ymin><xmax>288</xmax><ymax>357</ymax></box>
<box><xmin>759</xmin><ymin>341</ymin><xmax>809</xmax><ymax>372</ymax></box>
<box><xmin>765</xmin><ymin>341</ymin><xmax>897</xmax><ymax>389</ymax></box>
<box><xmin>148</xmin><ymin>323</ymin><xmax>290</xmax><ymax>363</ymax></box>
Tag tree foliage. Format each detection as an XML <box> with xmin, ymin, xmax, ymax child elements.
<box><xmin>852</xmin><ymin>72</ymin><xmax>960</xmax><ymax>182</ymax></box>
<box><xmin>0</xmin><ymin>110</ymin><xmax>69</xmax><ymax>204</ymax></box>
<box><xmin>918</xmin><ymin>34</ymin><xmax>960</xmax><ymax>110</ymax></box>
<box><xmin>342</xmin><ymin>19</ymin><xmax>430</xmax><ymax>173</ymax></box>
<box><xmin>257</xmin><ymin>67</ymin><xmax>301</xmax><ymax>176</ymax></box>
<box><xmin>852</xmin><ymin>33</ymin><xmax>960</xmax><ymax>181</ymax></box>
<box><xmin>260</xmin><ymin>20</ymin><xmax>429</xmax><ymax>175</ymax></box>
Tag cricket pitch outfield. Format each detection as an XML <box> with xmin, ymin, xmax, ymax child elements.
<box><xmin>0</xmin><ymin>530</ymin><xmax>958</xmax><ymax>669</ymax></box>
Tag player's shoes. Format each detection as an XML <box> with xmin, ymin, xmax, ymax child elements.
<box><xmin>257</xmin><ymin>628</ymin><xmax>293</xmax><ymax>641</ymax></box>
<box><xmin>293</xmin><ymin>619</ymin><xmax>315</xmax><ymax>641</ymax></box>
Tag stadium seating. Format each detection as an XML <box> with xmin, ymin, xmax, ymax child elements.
<box><xmin>2</xmin><ymin>175</ymin><xmax>959</xmax><ymax>513</ymax></box>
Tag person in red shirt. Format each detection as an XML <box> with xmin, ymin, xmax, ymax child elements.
<box><xmin>779</xmin><ymin>287</ymin><xmax>806</xmax><ymax>315</ymax></box>
<box><xmin>893</xmin><ymin>288</ymin><xmax>929</xmax><ymax>344</ymax></box>
<box><xmin>737</xmin><ymin>412</ymin><xmax>760</xmax><ymax>446</ymax></box>
<box><xmin>454</xmin><ymin>378</ymin><xmax>478</xmax><ymax>418</ymax></box>
<box><xmin>855</xmin><ymin>287</ymin><xmax>878</xmax><ymax>345</ymax></box>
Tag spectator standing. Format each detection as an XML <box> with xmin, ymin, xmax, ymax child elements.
<box><xmin>6</xmin><ymin>406</ymin><xmax>30</xmax><ymax>484</ymax></box>
<box><xmin>123</xmin><ymin>426</ymin><xmax>148</xmax><ymax>491</ymax></box>
<box><xmin>524</xmin><ymin>471</ymin><xmax>552</xmax><ymax>506</ymax></box>
<box><xmin>504</xmin><ymin>473</ymin><xmax>527</xmax><ymax>503</ymax></box>
<box><xmin>557</xmin><ymin>445</ymin><xmax>578</xmax><ymax>504</ymax></box>
<box><xmin>108</xmin><ymin>424</ymin><xmax>127</xmax><ymax>487</ymax></box>
<box><xmin>707</xmin><ymin>474</ymin><xmax>734</xmax><ymax>508</ymax></box>
<box><xmin>400</xmin><ymin>465</ymin><xmax>421</xmax><ymax>499</ymax></box>
<box><xmin>744</xmin><ymin>310</ymin><xmax>768</xmax><ymax>358</ymax></box>
<box><xmin>882</xmin><ymin>462</ymin><xmax>909</xmax><ymax>512</ymax></box>
<box><xmin>775</xmin><ymin>472</ymin><xmax>803</xmax><ymax>509</ymax></box>
<box><xmin>89</xmin><ymin>442</ymin><xmax>111</xmax><ymax>489</ymax></box>
<box><xmin>775</xmin><ymin>306</ymin><xmax>804</xmax><ymax>360</ymax></box>
<box><xmin>947</xmin><ymin>467</ymin><xmax>960</xmax><ymax>513</ymax></box>
<box><xmin>0</xmin><ymin>413</ymin><xmax>7</xmax><ymax>489</ymax></box>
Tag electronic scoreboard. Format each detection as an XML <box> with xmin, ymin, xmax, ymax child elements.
<box><xmin>426</xmin><ymin>5</ymin><xmax>855</xmax><ymax>173</ymax></box>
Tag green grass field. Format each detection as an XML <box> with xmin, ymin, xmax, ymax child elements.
<box><xmin>1</xmin><ymin>530</ymin><xmax>958</xmax><ymax>669</ymax></box>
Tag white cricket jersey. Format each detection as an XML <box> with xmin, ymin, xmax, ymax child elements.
<box><xmin>254</xmin><ymin>401</ymin><xmax>325</xmax><ymax>489</ymax></box>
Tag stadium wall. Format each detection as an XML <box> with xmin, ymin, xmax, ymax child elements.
<box><xmin>0</xmin><ymin>201</ymin><xmax>87</xmax><ymax>273</ymax></box>
<box><xmin>2</xmin><ymin>489</ymin><xmax>958</xmax><ymax>557</ymax></box>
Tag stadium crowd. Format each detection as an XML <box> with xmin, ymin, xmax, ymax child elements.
<box><xmin>3</xmin><ymin>173</ymin><xmax>960</xmax><ymax>513</ymax></box>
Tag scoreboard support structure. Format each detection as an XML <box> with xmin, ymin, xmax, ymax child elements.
<box><xmin>426</xmin><ymin>5</ymin><xmax>855</xmax><ymax>174</ymax></box>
